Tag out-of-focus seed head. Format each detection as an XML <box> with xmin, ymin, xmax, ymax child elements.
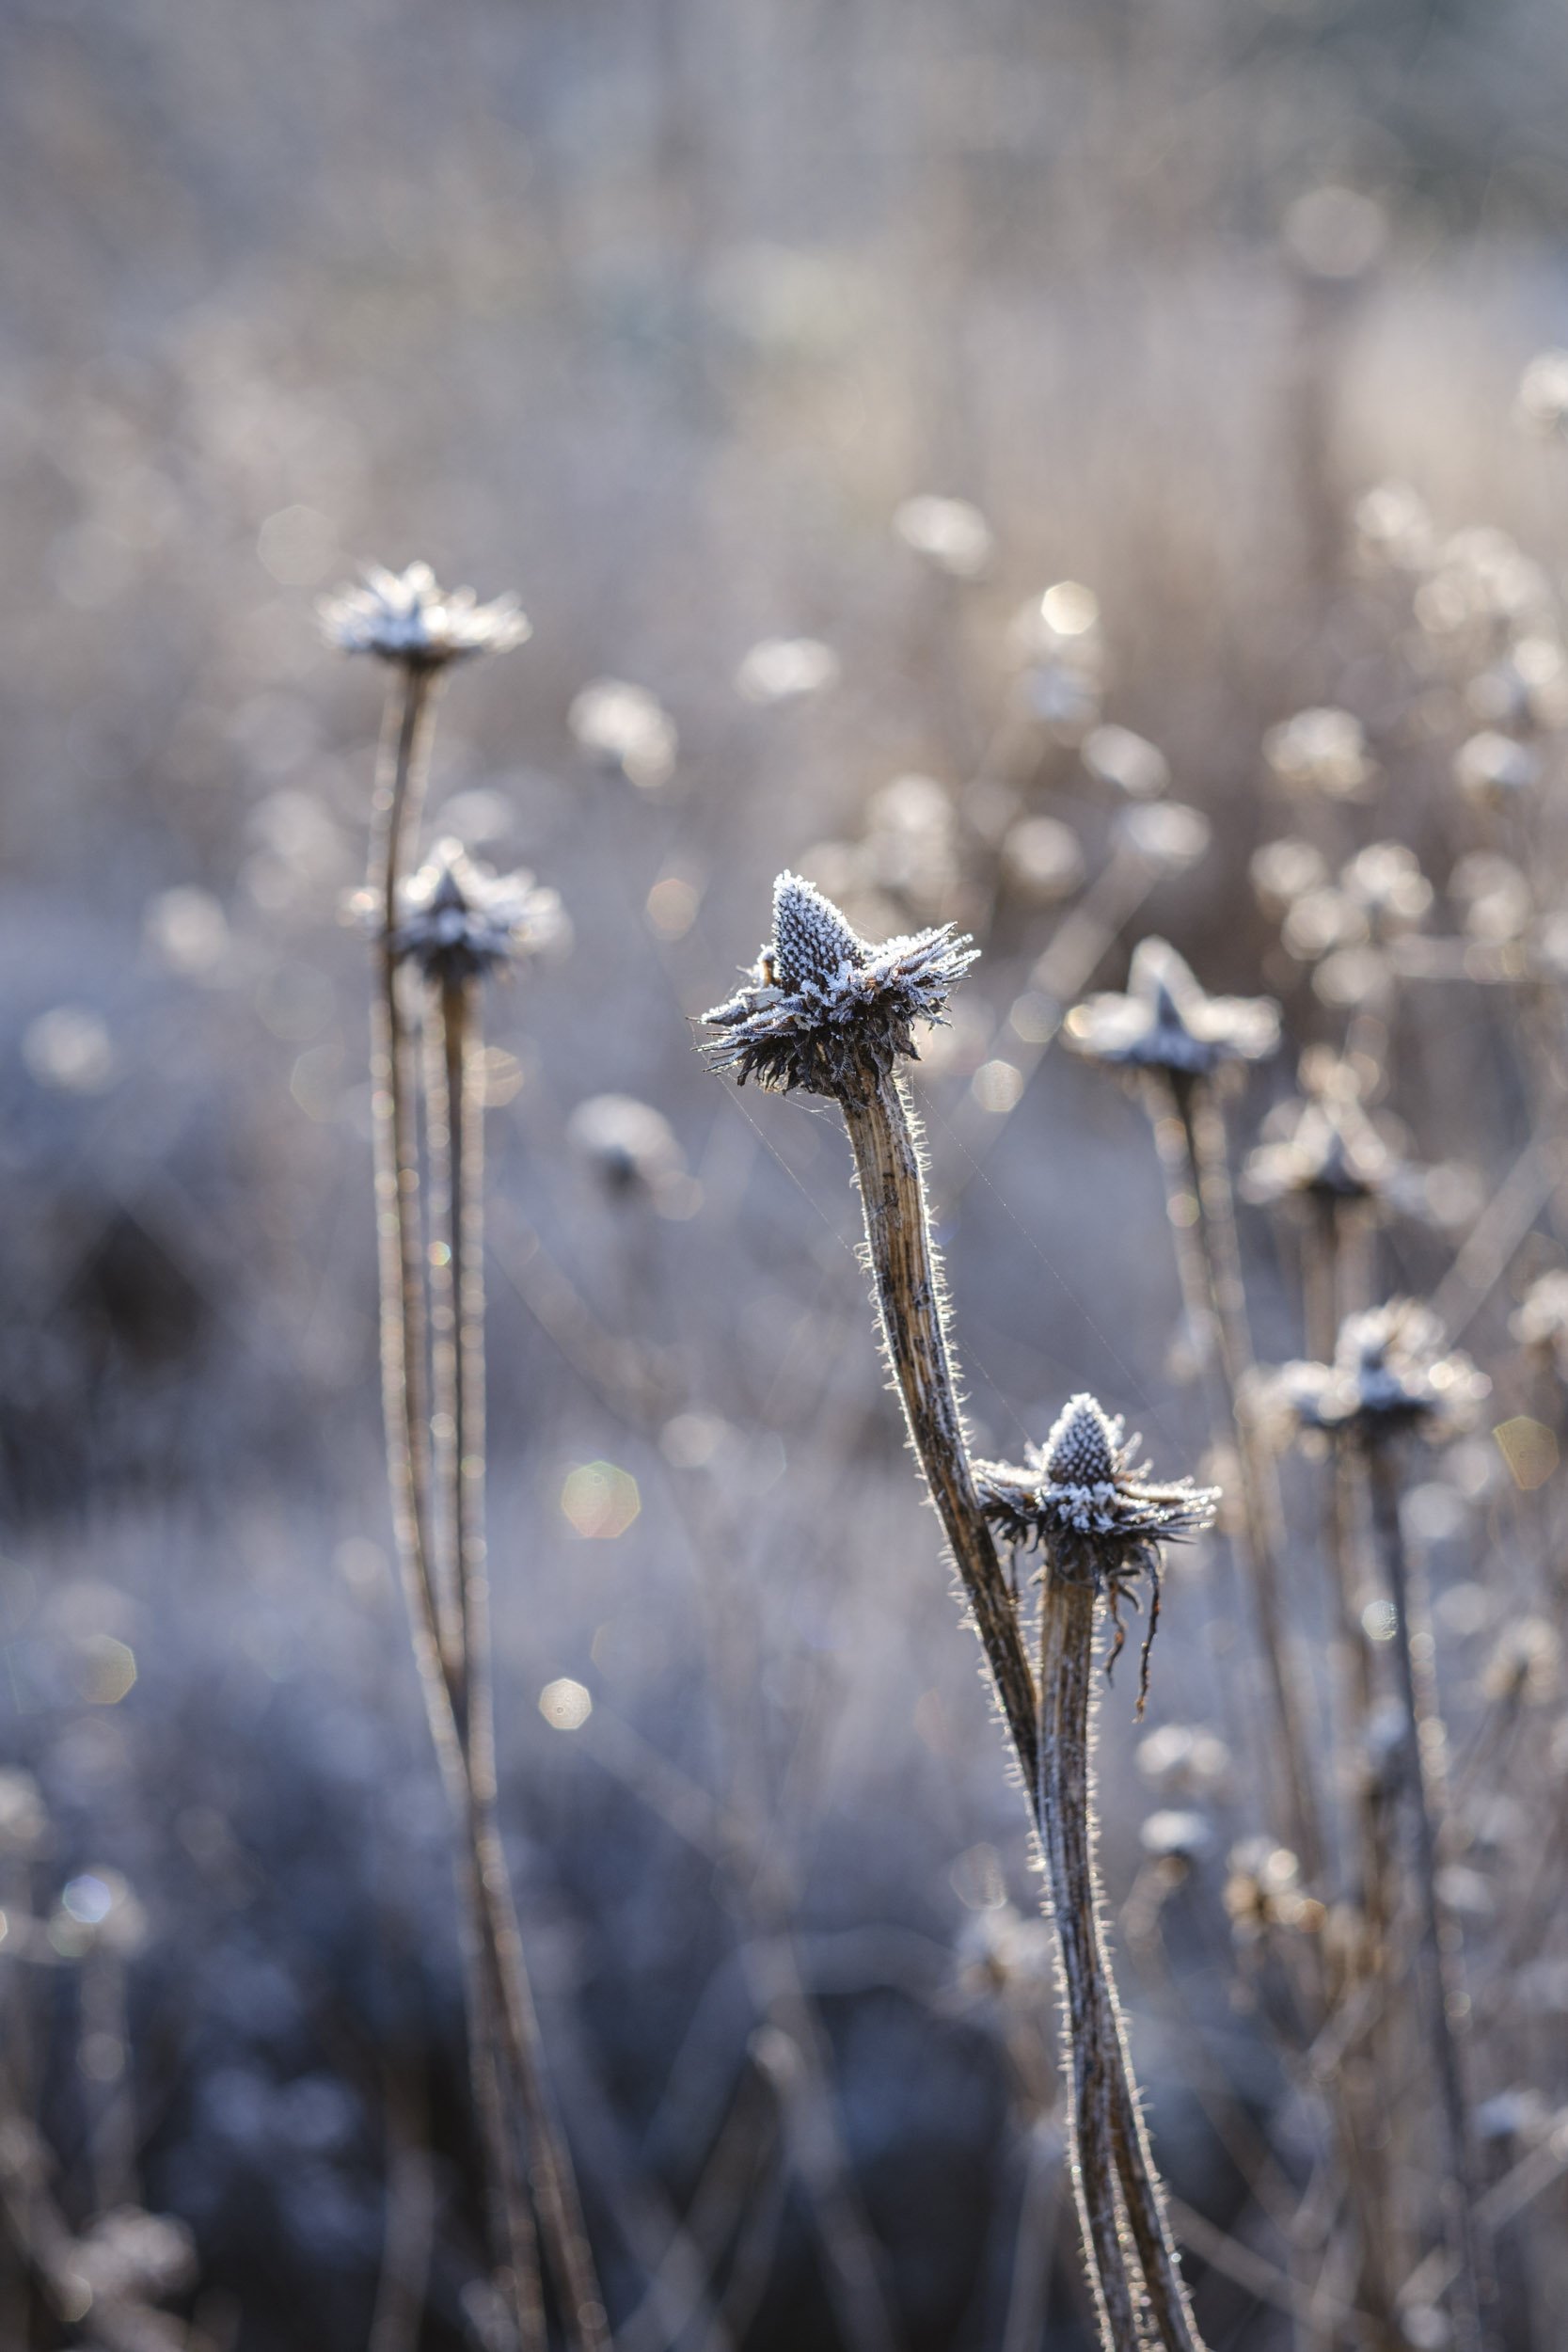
<box><xmin>1242</xmin><ymin>1093</ymin><xmax>1395</xmax><ymax>1209</ymax></box>
<box><xmin>1340</xmin><ymin>842</ymin><xmax>1433</xmax><ymax>936</ymax></box>
<box><xmin>1251</xmin><ymin>836</ymin><xmax>1329</xmax><ymax>915</ymax></box>
<box><xmin>390</xmin><ymin>838</ymin><xmax>566</xmax><ymax>983</ymax></box>
<box><xmin>319</xmin><ymin>563</ymin><xmax>530</xmax><ymax>667</ymax></box>
<box><xmin>1454</xmin><ymin>730</ymin><xmax>1540</xmax><ymax>804</ymax></box>
<box><xmin>569</xmin><ymin>678</ymin><xmax>678</xmax><ymax>788</ymax></box>
<box><xmin>1263</xmin><ymin>707</ymin><xmax>1376</xmax><ymax>800</ymax></box>
<box><xmin>76</xmin><ymin>2207</ymin><xmax>198</xmax><ymax>2306</ymax></box>
<box><xmin>1064</xmin><ymin>937</ymin><xmax>1280</xmax><ymax>1079</ymax></box>
<box><xmin>1450</xmin><ymin>853</ymin><xmax>1534</xmax><ymax>946</ymax></box>
<box><xmin>699</xmin><ymin>871</ymin><xmax>977</xmax><ymax>1099</ymax></box>
<box><xmin>1268</xmin><ymin>1301</ymin><xmax>1488</xmax><ymax>1444</ymax></box>
<box><xmin>566</xmin><ymin>1093</ymin><xmax>687</xmax><ymax>1205</ymax></box>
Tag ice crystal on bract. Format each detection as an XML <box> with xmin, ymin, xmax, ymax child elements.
<box><xmin>319</xmin><ymin>563</ymin><xmax>530</xmax><ymax>666</ymax></box>
<box><xmin>974</xmin><ymin>1393</ymin><xmax>1218</xmax><ymax>1705</ymax></box>
<box><xmin>1270</xmin><ymin>1301</ymin><xmax>1488</xmax><ymax>1441</ymax></box>
<box><xmin>391</xmin><ymin>838</ymin><xmax>564</xmax><ymax>982</ymax></box>
<box><xmin>1063</xmin><ymin>937</ymin><xmax>1280</xmax><ymax>1078</ymax></box>
<box><xmin>699</xmin><ymin>870</ymin><xmax>977</xmax><ymax>1097</ymax></box>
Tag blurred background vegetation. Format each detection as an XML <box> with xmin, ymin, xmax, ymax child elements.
<box><xmin>7</xmin><ymin>0</ymin><xmax>1568</xmax><ymax>2344</ymax></box>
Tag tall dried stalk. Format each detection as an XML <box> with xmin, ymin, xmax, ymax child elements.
<box><xmin>329</xmin><ymin>566</ymin><xmax>608</xmax><ymax>2352</ymax></box>
<box><xmin>700</xmin><ymin>874</ymin><xmax>1208</xmax><ymax>2346</ymax></box>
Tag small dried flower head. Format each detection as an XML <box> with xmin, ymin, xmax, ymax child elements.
<box><xmin>1251</xmin><ymin>836</ymin><xmax>1329</xmax><ymax>916</ymax></box>
<box><xmin>391</xmin><ymin>838</ymin><xmax>565</xmax><ymax>981</ymax></box>
<box><xmin>1063</xmin><ymin>937</ymin><xmax>1280</xmax><ymax>1079</ymax></box>
<box><xmin>319</xmin><ymin>562</ymin><xmax>529</xmax><ymax>667</ymax></box>
<box><xmin>566</xmin><ymin>1093</ymin><xmax>686</xmax><ymax>1202</ymax></box>
<box><xmin>700</xmin><ymin>870</ymin><xmax>977</xmax><ymax>1098</ymax></box>
<box><xmin>1263</xmin><ymin>707</ymin><xmax>1375</xmax><ymax>800</ymax></box>
<box><xmin>1454</xmin><ymin>730</ymin><xmax>1540</xmax><ymax>803</ymax></box>
<box><xmin>1242</xmin><ymin>1094</ymin><xmax>1392</xmax><ymax>1209</ymax></box>
<box><xmin>1270</xmin><ymin>1301</ymin><xmax>1489</xmax><ymax>1443</ymax></box>
<box><xmin>569</xmin><ymin>678</ymin><xmax>677</xmax><ymax>788</ymax></box>
<box><xmin>974</xmin><ymin>1393</ymin><xmax>1219</xmax><ymax>1707</ymax></box>
<box><xmin>1339</xmin><ymin>842</ymin><xmax>1433</xmax><ymax>936</ymax></box>
<box><xmin>1353</xmin><ymin>480</ymin><xmax>1435</xmax><ymax>573</ymax></box>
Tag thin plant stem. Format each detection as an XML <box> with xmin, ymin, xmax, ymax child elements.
<box><xmin>369</xmin><ymin>666</ymin><xmax>448</xmax><ymax>1684</ymax></box>
<box><xmin>369</xmin><ymin>667</ymin><xmax>548</xmax><ymax>2347</ymax></box>
<box><xmin>1363</xmin><ymin>1439</ymin><xmax>1491</xmax><ymax>2352</ymax></box>
<box><xmin>427</xmin><ymin>971</ymin><xmax>610</xmax><ymax>2352</ymax></box>
<box><xmin>1037</xmin><ymin>1572</ymin><xmax>1140</xmax><ymax>2350</ymax></box>
<box><xmin>838</xmin><ymin>1058</ymin><xmax>1206</xmax><ymax>2350</ymax></box>
<box><xmin>1155</xmin><ymin>1071</ymin><xmax>1326</xmax><ymax>1888</ymax></box>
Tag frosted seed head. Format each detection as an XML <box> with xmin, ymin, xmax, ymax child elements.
<box><xmin>772</xmin><ymin>871</ymin><xmax>865</xmax><ymax>992</ymax></box>
<box><xmin>319</xmin><ymin>562</ymin><xmax>529</xmax><ymax>668</ymax></box>
<box><xmin>1043</xmin><ymin>1393</ymin><xmax>1118</xmax><ymax>1489</ymax></box>
<box><xmin>699</xmin><ymin>871</ymin><xmax>978</xmax><ymax>1098</ymax></box>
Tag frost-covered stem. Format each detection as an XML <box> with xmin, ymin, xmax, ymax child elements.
<box><xmin>1363</xmin><ymin>1441</ymin><xmax>1491</xmax><ymax>2352</ymax></box>
<box><xmin>840</xmin><ymin>1058</ymin><xmax>1204</xmax><ymax>2349</ymax></box>
<box><xmin>1037</xmin><ymin>1574</ymin><xmax>1138</xmax><ymax>2350</ymax></box>
<box><xmin>1154</xmin><ymin>1073</ymin><xmax>1325</xmax><ymax>1886</ymax></box>
<box><xmin>839</xmin><ymin>1065</ymin><xmax>1038</xmax><ymax>1769</ymax></box>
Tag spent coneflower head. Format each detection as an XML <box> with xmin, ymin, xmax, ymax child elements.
<box><xmin>975</xmin><ymin>1394</ymin><xmax>1219</xmax><ymax>1705</ymax></box>
<box><xmin>699</xmin><ymin>870</ymin><xmax>977</xmax><ymax>1098</ymax></box>
<box><xmin>391</xmin><ymin>838</ymin><xmax>565</xmax><ymax>982</ymax></box>
<box><xmin>319</xmin><ymin>562</ymin><xmax>531</xmax><ymax>667</ymax></box>
<box><xmin>1269</xmin><ymin>1301</ymin><xmax>1488</xmax><ymax>1442</ymax></box>
<box><xmin>1063</xmin><ymin>937</ymin><xmax>1280</xmax><ymax>1079</ymax></box>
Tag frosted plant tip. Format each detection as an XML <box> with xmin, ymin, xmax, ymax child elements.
<box><xmin>319</xmin><ymin>562</ymin><xmax>531</xmax><ymax>667</ymax></box>
<box><xmin>1064</xmin><ymin>937</ymin><xmax>1279</xmax><ymax>1079</ymax></box>
<box><xmin>390</xmin><ymin>839</ymin><xmax>565</xmax><ymax>981</ymax></box>
<box><xmin>698</xmin><ymin>871</ymin><xmax>977</xmax><ymax>1099</ymax></box>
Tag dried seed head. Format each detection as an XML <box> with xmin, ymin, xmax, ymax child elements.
<box><xmin>1063</xmin><ymin>937</ymin><xmax>1280</xmax><ymax>1078</ymax></box>
<box><xmin>319</xmin><ymin>562</ymin><xmax>530</xmax><ymax>667</ymax></box>
<box><xmin>390</xmin><ymin>838</ymin><xmax>565</xmax><ymax>982</ymax></box>
<box><xmin>699</xmin><ymin>870</ymin><xmax>977</xmax><ymax>1098</ymax></box>
<box><xmin>566</xmin><ymin>1093</ymin><xmax>687</xmax><ymax>1202</ymax></box>
<box><xmin>975</xmin><ymin>1393</ymin><xmax>1219</xmax><ymax>1708</ymax></box>
<box><xmin>1268</xmin><ymin>1300</ymin><xmax>1488</xmax><ymax>1443</ymax></box>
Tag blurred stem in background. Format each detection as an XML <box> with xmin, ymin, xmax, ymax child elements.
<box><xmin>326</xmin><ymin>564</ymin><xmax>608</xmax><ymax>2352</ymax></box>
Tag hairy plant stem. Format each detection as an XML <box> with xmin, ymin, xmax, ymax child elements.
<box><xmin>1362</xmin><ymin>1439</ymin><xmax>1491</xmax><ymax>2352</ymax></box>
<box><xmin>1151</xmin><ymin>1073</ymin><xmax>1325</xmax><ymax>1889</ymax></box>
<box><xmin>370</xmin><ymin>665</ymin><xmax>608</xmax><ymax>2352</ymax></box>
<box><xmin>838</xmin><ymin>1060</ymin><xmax>1205</xmax><ymax>2350</ymax></box>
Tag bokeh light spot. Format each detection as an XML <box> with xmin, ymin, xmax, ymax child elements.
<box><xmin>1494</xmin><ymin>1416</ymin><xmax>1559</xmax><ymax>1491</ymax></box>
<box><xmin>561</xmin><ymin>1461</ymin><xmax>641</xmax><ymax>1540</ymax></box>
<box><xmin>539</xmin><ymin>1677</ymin><xmax>593</xmax><ymax>1731</ymax></box>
